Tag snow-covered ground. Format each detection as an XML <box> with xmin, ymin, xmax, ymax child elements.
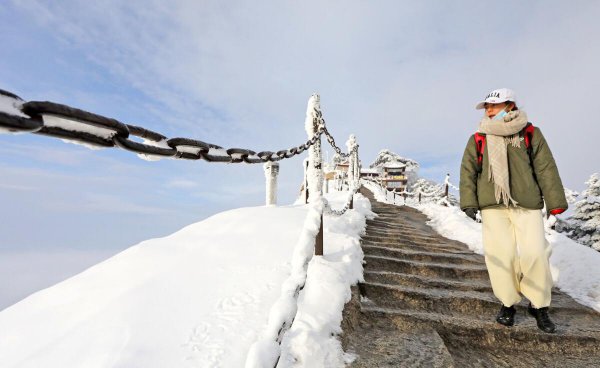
<box><xmin>365</xmin><ymin>181</ymin><xmax>600</xmax><ymax>313</ymax></box>
<box><xmin>0</xmin><ymin>190</ymin><xmax>372</xmax><ymax>368</ymax></box>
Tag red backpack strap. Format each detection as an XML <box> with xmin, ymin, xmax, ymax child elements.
<box><xmin>474</xmin><ymin>132</ymin><xmax>486</xmax><ymax>172</ymax></box>
<box><xmin>524</xmin><ymin>122</ymin><xmax>535</xmax><ymax>149</ymax></box>
<box><xmin>523</xmin><ymin>122</ymin><xmax>539</xmax><ymax>184</ymax></box>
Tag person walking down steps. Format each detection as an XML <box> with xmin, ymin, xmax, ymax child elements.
<box><xmin>459</xmin><ymin>88</ymin><xmax>568</xmax><ymax>333</ymax></box>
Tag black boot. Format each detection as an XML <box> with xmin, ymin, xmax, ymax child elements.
<box><xmin>496</xmin><ymin>305</ymin><xmax>516</xmax><ymax>327</ymax></box>
<box><xmin>528</xmin><ymin>303</ymin><xmax>556</xmax><ymax>333</ymax></box>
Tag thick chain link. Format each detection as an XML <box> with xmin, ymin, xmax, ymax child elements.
<box><xmin>321</xmin><ymin>124</ymin><xmax>356</xmax><ymax>158</ymax></box>
<box><xmin>0</xmin><ymin>88</ymin><xmax>324</xmax><ymax>164</ymax></box>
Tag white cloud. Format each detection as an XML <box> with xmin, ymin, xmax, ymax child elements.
<box><xmin>8</xmin><ymin>1</ymin><xmax>599</xmax><ymax>188</ymax></box>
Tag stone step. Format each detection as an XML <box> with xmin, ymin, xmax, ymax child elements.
<box><xmin>360</xmin><ymin>306</ymin><xmax>600</xmax><ymax>356</ymax></box>
<box><xmin>364</xmin><ymin>227</ymin><xmax>428</xmax><ymax>237</ymax></box>
<box><xmin>364</xmin><ymin>255</ymin><xmax>490</xmax><ymax>280</ymax></box>
<box><xmin>359</xmin><ymin>282</ymin><xmax>595</xmax><ymax>320</ymax></box>
<box><xmin>344</xmin><ymin>314</ymin><xmax>455</xmax><ymax>368</ymax></box>
<box><xmin>364</xmin><ymin>270</ymin><xmax>493</xmax><ymax>292</ymax></box>
<box><xmin>362</xmin><ymin>235</ymin><xmax>473</xmax><ymax>253</ymax></box>
<box><xmin>362</xmin><ymin>245</ymin><xmax>485</xmax><ymax>265</ymax></box>
<box><xmin>364</xmin><ymin>224</ymin><xmax>423</xmax><ymax>232</ymax></box>
<box><xmin>361</xmin><ymin>236</ymin><xmax>468</xmax><ymax>252</ymax></box>
<box><xmin>366</xmin><ymin>218</ymin><xmax>418</xmax><ymax>226</ymax></box>
<box><xmin>363</xmin><ymin>229</ymin><xmax>441</xmax><ymax>241</ymax></box>
<box><xmin>362</xmin><ymin>233</ymin><xmax>441</xmax><ymax>243</ymax></box>
<box><xmin>352</xmin><ymin>187</ymin><xmax>600</xmax><ymax>366</ymax></box>
<box><xmin>367</xmin><ymin>218</ymin><xmax>420</xmax><ymax>226</ymax></box>
<box><xmin>362</xmin><ymin>240</ymin><xmax>475</xmax><ymax>255</ymax></box>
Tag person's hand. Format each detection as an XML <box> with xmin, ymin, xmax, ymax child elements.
<box><xmin>464</xmin><ymin>208</ymin><xmax>478</xmax><ymax>221</ymax></box>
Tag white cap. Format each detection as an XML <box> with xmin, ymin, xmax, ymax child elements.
<box><xmin>475</xmin><ymin>88</ymin><xmax>517</xmax><ymax>109</ymax></box>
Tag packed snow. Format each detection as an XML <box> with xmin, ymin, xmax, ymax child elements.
<box><xmin>246</xmin><ymin>191</ymin><xmax>373</xmax><ymax>367</ymax></box>
<box><xmin>365</xmin><ymin>180</ymin><xmax>600</xmax><ymax>312</ymax></box>
<box><xmin>277</xmin><ymin>192</ymin><xmax>372</xmax><ymax>367</ymax></box>
<box><xmin>0</xmin><ymin>205</ymin><xmax>309</xmax><ymax>367</ymax></box>
<box><xmin>0</xmin><ymin>190</ymin><xmax>372</xmax><ymax>368</ymax></box>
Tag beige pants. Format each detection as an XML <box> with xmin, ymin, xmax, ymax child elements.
<box><xmin>481</xmin><ymin>207</ymin><xmax>553</xmax><ymax>308</ymax></box>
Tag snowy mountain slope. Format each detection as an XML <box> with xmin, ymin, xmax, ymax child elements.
<box><xmin>0</xmin><ymin>191</ymin><xmax>372</xmax><ymax>368</ymax></box>
<box><xmin>0</xmin><ymin>205</ymin><xmax>310</xmax><ymax>368</ymax></box>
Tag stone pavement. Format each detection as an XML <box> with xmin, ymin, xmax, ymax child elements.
<box><xmin>340</xmin><ymin>187</ymin><xmax>600</xmax><ymax>367</ymax></box>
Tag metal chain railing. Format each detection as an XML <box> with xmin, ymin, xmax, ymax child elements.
<box><xmin>321</xmin><ymin>125</ymin><xmax>357</xmax><ymax>158</ymax></box>
<box><xmin>0</xmin><ymin>88</ymin><xmax>325</xmax><ymax>164</ymax></box>
<box><xmin>324</xmin><ymin>185</ymin><xmax>360</xmax><ymax>216</ymax></box>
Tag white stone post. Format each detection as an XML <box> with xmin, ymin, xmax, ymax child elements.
<box><xmin>345</xmin><ymin>134</ymin><xmax>358</xmax><ymax>190</ymax></box>
<box><xmin>305</xmin><ymin>94</ymin><xmax>323</xmax><ymax>202</ymax></box>
<box><xmin>264</xmin><ymin>161</ymin><xmax>279</xmax><ymax>206</ymax></box>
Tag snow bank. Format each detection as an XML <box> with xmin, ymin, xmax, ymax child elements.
<box><xmin>0</xmin><ymin>205</ymin><xmax>310</xmax><ymax>368</ymax></box>
<box><xmin>365</xmin><ymin>181</ymin><xmax>600</xmax><ymax>312</ymax></box>
<box><xmin>544</xmin><ymin>231</ymin><xmax>600</xmax><ymax>311</ymax></box>
<box><xmin>277</xmin><ymin>192</ymin><xmax>374</xmax><ymax>367</ymax></box>
<box><xmin>245</xmin><ymin>198</ymin><xmax>325</xmax><ymax>368</ymax></box>
<box><xmin>246</xmin><ymin>191</ymin><xmax>373</xmax><ymax>368</ymax></box>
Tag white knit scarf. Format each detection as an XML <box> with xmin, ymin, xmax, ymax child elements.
<box><xmin>477</xmin><ymin>110</ymin><xmax>529</xmax><ymax>207</ymax></box>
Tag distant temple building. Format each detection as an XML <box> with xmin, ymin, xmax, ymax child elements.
<box><xmin>381</xmin><ymin>163</ymin><xmax>408</xmax><ymax>191</ymax></box>
<box><xmin>359</xmin><ymin>168</ymin><xmax>380</xmax><ymax>178</ymax></box>
<box><xmin>334</xmin><ymin>162</ymin><xmax>349</xmax><ymax>173</ymax></box>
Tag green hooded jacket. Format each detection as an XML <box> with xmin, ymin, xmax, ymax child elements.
<box><xmin>459</xmin><ymin>124</ymin><xmax>568</xmax><ymax>212</ymax></box>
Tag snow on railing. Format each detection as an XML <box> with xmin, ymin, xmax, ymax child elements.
<box><xmin>245</xmin><ymin>197</ymin><xmax>325</xmax><ymax>368</ymax></box>
<box><xmin>362</xmin><ymin>172</ymin><xmax>458</xmax><ymax>207</ymax></box>
<box><xmin>0</xmin><ymin>89</ymin><xmax>342</xmax><ymax>206</ymax></box>
<box><xmin>246</xmin><ymin>94</ymin><xmax>364</xmax><ymax>367</ymax></box>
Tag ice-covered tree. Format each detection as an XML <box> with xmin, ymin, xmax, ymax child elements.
<box><xmin>332</xmin><ymin>153</ymin><xmax>342</xmax><ymax>166</ymax></box>
<box><xmin>563</xmin><ymin>173</ymin><xmax>600</xmax><ymax>251</ymax></box>
<box><xmin>564</xmin><ymin>188</ymin><xmax>580</xmax><ymax>205</ymax></box>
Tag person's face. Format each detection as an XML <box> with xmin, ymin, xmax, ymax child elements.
<box><xmin>484</xmin><ymin>102</ymin><xmax>509</xmax><ymax>119</ymax></box>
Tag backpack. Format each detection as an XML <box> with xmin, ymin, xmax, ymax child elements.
<box><xmin>474</xmin><ymin>122</ymin><xmax>536</xmax><ymax>174</ymax></box>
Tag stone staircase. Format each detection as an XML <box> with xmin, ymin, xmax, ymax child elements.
<box><xmin>340</xmin><ymin>188</ymin><xmax>600</xmax><ymax>367</ymax></box>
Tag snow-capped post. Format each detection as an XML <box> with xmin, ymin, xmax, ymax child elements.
<box><xmin>345</xmin><ymin>134</ymin><xmax>358</xmax><ymax>189</ymax></box>
<box><xmin>263</xmin><ymin>161</ymin><xmax>279</xmax><ymax>206</ymax></box>
<box><xmin>305</xmin><ymin>94</ymin><xmax>323</xmax><ymax>202</ymax></box>
<box><xmin>346</xmin><ymin>134</ymin><xmax>359</xmax><ymax>209</ymax></box>
<box><xmin>305</xmin><ymin>94</ymin><xmax>325</xmax><ymax>256</ymax></box>
<box><xmin>444</xmin><ymin>173</ymin><xmax>450</xmax><ymax>198</ymax></box>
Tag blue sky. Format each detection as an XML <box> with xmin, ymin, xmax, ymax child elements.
<box><xmin>1</xmin><ymin>0</ymin><xmax>599</xmax><ymax>309</ymax></box>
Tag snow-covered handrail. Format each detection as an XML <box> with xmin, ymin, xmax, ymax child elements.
<box><xmin>324</xmin><ymin>185</ymin><xmax>361</xmax><ymax>216</ymax></box>
<box><xmin>418</xmin><ymin>186</ymin><xmax>445</xmax><ymax>197</ymax></box>
<box><xmin>245</xmin><ymin>198</ymin><xmax>325</xmax><ymax>368</ymax></box>
<box><xmin>0</xmin><ymin>88</ymin><xmax>324</xmax><ymax>163</ymax></box>
<box><xmin>322</xmin><ymin>125</ymin><xmax>357</xmax><ymax>159</ymax></box>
